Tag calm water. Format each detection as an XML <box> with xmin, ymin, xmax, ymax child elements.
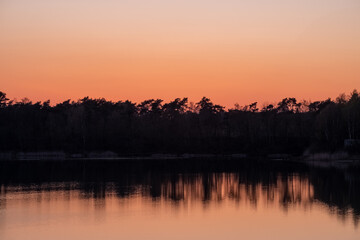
<box><xmin>0</xmin><ymin>159</ymin><xmax>359</xmax><ymax>240</ymax></box>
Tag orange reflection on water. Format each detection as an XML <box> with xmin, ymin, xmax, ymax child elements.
<box><xmin>0</xmin><ymin>174</ymin><xmax>358</xmax><ymax>240</ymax></box>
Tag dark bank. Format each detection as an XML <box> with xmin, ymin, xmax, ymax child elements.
<box><xmin>0</xmin><ymin>90</ymin><xmax>359</xmax><ymax>157</ymax></box>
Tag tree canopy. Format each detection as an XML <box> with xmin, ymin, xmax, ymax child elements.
<box><xmin>0</xmin><ymin>90</ymin><xmax>359</xmax><ymax>155</ymax></box>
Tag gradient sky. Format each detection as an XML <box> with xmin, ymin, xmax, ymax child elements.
<box><xmin>0</xmin><ymin>0</ymin><xmax>359</xmax><ymax>107</ymax></box>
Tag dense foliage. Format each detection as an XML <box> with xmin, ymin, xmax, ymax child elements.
<box><xmin>0</xmin><ymin>90</ymin><xmax>359</xmax><ymax>155</ymax></box>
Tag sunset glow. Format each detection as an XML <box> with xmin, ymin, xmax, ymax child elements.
<box><xmin>1</xmin><ymin>0</ymin><xmax>359</xmax><ymax>106</ymax></box>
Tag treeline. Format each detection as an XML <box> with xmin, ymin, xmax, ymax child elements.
<box><xmin>0</xmin><ymin>90</ymin><xmax>359</xmax><ymax>155</ymax></box>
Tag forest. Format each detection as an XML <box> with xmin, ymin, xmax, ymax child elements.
<box><xmin>0</xmin><ymin>90</ymin><xmax>359</xmax><ymax>156</ymax></box>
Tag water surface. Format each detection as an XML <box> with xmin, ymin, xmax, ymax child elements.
<box><xmin>0</xmin><ymin>159</ymin><xmax>359</xmax><ymax>240</ymax></box>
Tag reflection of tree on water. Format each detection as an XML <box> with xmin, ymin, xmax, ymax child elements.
<box><xmin>310</xmin><ymin>168</ymin><xmax>360</xmax><ymax>225</ymax></box>
<box><xmin>0</xmin><ymin>160</ymin><xmax>359</xmax><ymax>225</ymax></box>
<box><xmin>0</xmin><ymin>184</ymin><xmax>6</xmax><ymax>211</ymax></box>
<box><xmin>152</xmin><ymin>171</ymin><xmax>359</xmax><ymax>226</ymax></box>
<box><xmin>104</xmin><ymin>172</ymin><xmax>359</xmax><ymax>226</ymax></box>
<box><xmin>136</xmin><ymin>173</ymin><xmax>314</xmax><ymax>209</ymax></box>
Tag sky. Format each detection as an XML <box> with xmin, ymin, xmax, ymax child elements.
<box><xmin>0</xmin><ymin>0</ymin><xmax>359</xmax><ymax>107</ymax></box>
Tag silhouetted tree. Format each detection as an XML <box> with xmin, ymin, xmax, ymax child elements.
<box><xmin>0</xmin><ymin>89</ymin><xmax>358</xmax><ymax>155</ymax></box>
<box><xmin>0</xmin><ymin>91</ymin><xmax>9</xmax><ymax>108</ymax></box>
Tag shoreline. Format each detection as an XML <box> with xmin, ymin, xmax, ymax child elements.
<box><xmin>0</xmin><ymin>151</ymin><xmax>359</xmax><ymax>168</ymax></box>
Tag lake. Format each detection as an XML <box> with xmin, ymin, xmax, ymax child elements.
<box><xmin>0</xmin><ymin>159</ymin><xmax>359</xmax><ymax>240</ymax></box>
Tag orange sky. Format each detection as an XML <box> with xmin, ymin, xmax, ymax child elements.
<box><xmin>0</xmin><ymin>0</ymin><xmax>359</xmax><ymax>107</ymax></box>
